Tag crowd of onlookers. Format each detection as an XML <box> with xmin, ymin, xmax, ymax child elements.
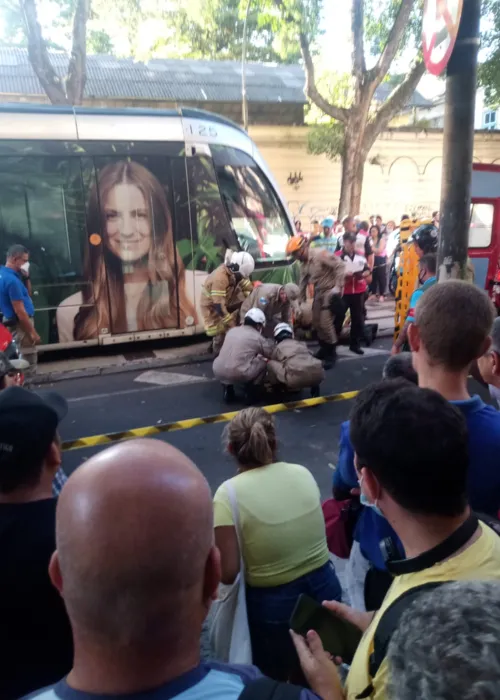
<box><xmin>3</xmin><ymin>276</ymin><xmax>500</xmax><ymax>700</ymax></box>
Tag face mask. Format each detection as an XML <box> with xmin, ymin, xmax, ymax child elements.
<box><xmin>359</xmin><ymin>475</ymin><xmax>384</xmax><ymax>518</ymax></box>
<box><xmin>20</xmin><ymin>262</ymin><xmax>30</xmax><ymax>274</ymax></box>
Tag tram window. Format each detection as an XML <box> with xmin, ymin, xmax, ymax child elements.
<box><xmin>211</xmin><ymin>145</ymin><xmax>293</xmax><ymax>264</ymax></box>
<box><xmin>185</xmin><ymin>155</ymin><xmax>237</xmax><ymax>273</ymax></box>
<box><xmin>0</xmin><ymin>156</ymin><xmax>89</xmax><ymax>345</ymax></box>
<box><xmin>469</xmin><ymin>203</ymin><xmax>494</xmax><ymax>248</ymax></box>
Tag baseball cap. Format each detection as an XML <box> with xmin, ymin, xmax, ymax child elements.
<box><xmin>0</xmin><ymin>386</ymin><xmax>68</xmax><ymax>492</ymax></box>
<box><xmin>0</xmin><ymin>352</ymin><xmax>29</xmax><ymax>377</ymax></box>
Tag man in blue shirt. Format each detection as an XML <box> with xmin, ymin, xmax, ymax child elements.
<box><xmin>0</xmin><ymin>245</ymin><xmax>39</xmax><ymax>376</ymax></box>
<box><xmin>25</xmin><ymin>439</ymin><xmax>317</xmax><ymax>700</ymax></box>
<box><xmin>391</xmin><ymin>253</ymin><xmax>437</xmax><ymax>355</ymax></box>
<box><xmin>410</xmin><ymin>280</ymin><xmax>500</xmax><ymax>518</ymax></box>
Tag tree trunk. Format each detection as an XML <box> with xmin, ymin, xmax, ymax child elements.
<box><xmin>351</xmin><ymin>156</ymin><xmax>365</xmax><ymax>217</ymax></box>
<box><xmin>338</xmin><ymin>125</ymin><xmax>357</xmax><ymax>219</ymax></box>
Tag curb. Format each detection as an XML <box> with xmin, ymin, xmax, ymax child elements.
<box><xmin>32</xmin><ymin>327</ymin><xmax>395</xmax><ymax>385</ymax></box>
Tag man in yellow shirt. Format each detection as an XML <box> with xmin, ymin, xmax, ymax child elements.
<box><xmin>292</xmin><ymin>380</ymin><xmax>500</xmax><ymax>700</ymax></box>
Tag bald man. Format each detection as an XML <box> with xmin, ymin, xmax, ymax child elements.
<box><xmin>27</xmin><ymin>439</ymin><xmax>317</xmax><ymax>700</ymax></box>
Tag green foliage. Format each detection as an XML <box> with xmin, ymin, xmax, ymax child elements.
<box><xmin>478</xmin><ymin>0</ymin><xmax>500</xmax><ymax>106</ymax></box>
<box><xmin>308</xmin><ymin>121</ymin><xmax>345</xmax><ymax>160</ymax></box>
<box><xmin>364</xmin><ymin>0</ymin><xmax>424</xmax><ymax>57</ymax></box>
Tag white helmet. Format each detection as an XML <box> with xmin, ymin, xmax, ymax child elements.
<box><xmin>274</xmin><ymin>322</ymin><xmax>293</xmax><ymax>338</ymax></box>
<box><xmin>245</xmin><ymin>308</ymin><xmax>266</xmax><ymax>325</ymax></box>
<box><xmin>229</xmin><ymin>250</ymin><xmax>255</xmax><ymax>278</ymax></box>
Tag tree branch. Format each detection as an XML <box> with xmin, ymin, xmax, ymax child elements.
<box><xmin>368</xmin><ymin>0</ymin><xmax>416</xmax><ymax>84</ymax></box>
<box><xmin>20</xmin><ymin>0</ymin><xmax>68</xmax><ymax>104</ymax></box>
<box><xmin>66</xmin><ymin>0</ymin><xmax>90</xmax><ymax>105</ymax></box>
<box><xmin>364</xmin><ymin>58</ymin><xmax>426</xmax><ymax>149</ymax></box>
<box><xmin>351</xmin><ymin>0</ymin><xmax>366</xmax><ymax>80</ymax></box>
<box><xmin>299</xmin><ymin>33</ymin><xmax>349</xmax><ymax>124</ymax></box>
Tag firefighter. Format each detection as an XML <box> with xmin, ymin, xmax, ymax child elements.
<box><xmin>239</xmin><ymin>282</ymin><xmax>300</xmax><ymax>336</ymax></box>
<box><xmin>285</xmin><ymin>235</ymin><xmax>345</xmax><ymax>369</ymax></box>
<box><xmin>267</xmin><ymin>322</ymin><xmax>324</xmax><ymax>398</ymax></box>
<box><xmin>200</xmin><ymin>250</ymin><xmax>255</xmax><ymax>355</ymax></box>
<box><xmin>213</xmin><ymin>308</ymin><xmax>273</xmax><ymax>403</ymax></box>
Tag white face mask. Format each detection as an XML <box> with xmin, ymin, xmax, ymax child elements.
<box><xmin>20</xmin><ymin>262</ymin><xmax>30</xmax><ymax>274</ymax></box>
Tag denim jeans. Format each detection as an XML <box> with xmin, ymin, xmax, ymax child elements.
<box><xmin>246</xmin><ymin>560</ymin><xmax>342</xmax><ymax>682</ymax></box>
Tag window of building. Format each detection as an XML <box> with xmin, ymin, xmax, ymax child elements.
<box><xmin>469</xmin><ymin>202</ymin><xmax>494</xmax><ymax>248</ymax></box>
<box><xmin>484</xmin><ymin>110</ymin><xmax>498</xmax><ymax>130</ymax></box>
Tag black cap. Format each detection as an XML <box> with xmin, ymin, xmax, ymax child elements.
<box><xmin>0</xmin><ymin>387</ymin><xmax>68</xmax><ymax>484</ymax></box>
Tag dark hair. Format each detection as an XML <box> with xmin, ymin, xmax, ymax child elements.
<box><xmin>350</xmin><ymin>380</ymin><xmax>468</xmax><ymax>516</ymax></box>
<box><xmin>370</xmin><ymin>224</ymin><xmax>381</xmax><ymax>239</ymax></box>
<box><xmin>360</xmin><ymin>220</ymin><xmax>370</xmax><ymax>231</ymax></box>
<box><xmin>376</xmin><ymin>215</ymin><xmax>382</xmax><ymax>221</ymax></box>
<box><xmin>0</xmin><ymin>431</ymin><xmax>58</xmax><ymax>494</ymax></box>
<box><xmin>343</xmin><ymin>232</ymin><xmax>357</xmax><ymax>244</ymax></box>
<box><xmin>342</xmin><ymin>216</ymin><xmax>353</xmax><ymax>228</ymax></box>
<box><xmin>432</xmin><ymin>210</ymin><xmax>439</xmax><ymax>218</ymax></box>
<box><xmin>7</xmin><ymin>244</ymin><xmax>28</xmax><ymax>259</ymax></box>
<box><xmin>419</xmin><ymin>253</ymin><xmax>437</xmax><ymax>275</ymax></box>
<box><xmin>401</xmin><ymin>214</ymin><xmax>410</xmax><ymax>221</ymax></box>
<box><xmin>382</xmin><ymin>353</ymin><xmax>418</xmax><ymax>384</ymax></box>
<box><xmin>415</xmin><ymin>280</ymin><xmax>494</xmax><ymax>370</ymax></box>
<box><xmin>244</xmin><ymin>316</ymin><xmax>261</xmax><ymax>329</ymax></box>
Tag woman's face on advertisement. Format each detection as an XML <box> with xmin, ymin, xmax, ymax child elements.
<box><xmin>104</xmin><ymin>183</ymin><xmax>152</xmax><ymax>262</ymax></box>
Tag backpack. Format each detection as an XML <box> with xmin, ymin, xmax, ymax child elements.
<box><xmin>359</xmin><ymin>512</ymin><xmax>500</xmax><ymax>698</ymax></box>
<box><xmin>239</xmin><ymin>678</ymin><xmax>303</xmax><ymax>700</ymax></box>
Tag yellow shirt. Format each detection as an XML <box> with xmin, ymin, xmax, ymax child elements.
<box><xmin>213</xmin><ymin>462</ymin><xmax>329</xmax><ymax>587</ymax></box>
<box><xmin>346</xmin><ymin>523</ymin><xmax>500</xmax><ymax>699</ymax></box>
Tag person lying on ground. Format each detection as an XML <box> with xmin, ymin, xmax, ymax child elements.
<box><xmin>410</xmin><ymin>279</ymin><xmax>500</xmax><ymax>517</ymax></box>
<box><xmin>214</xmin><ymin>408</ymin><xmax>341</xmax><ymax>684</ymax></box>
<box><xmin>267</xmin><ymin>323</ymin><xmax>324</xmax><ymax>398</ymax></box>
<box><xmin>292</xmin><ymin>380</ymin><xmax>500</xmax><ymax>700</ymax></box>
<box><xmin>26</xmin><ymin>438</ymin><xmax>321</xmax><ymax>700</ymax></box>
<box><xmin>387</xmin><ymin>580</ymin><xmax>500</xmax><ymax>700</ymax></box>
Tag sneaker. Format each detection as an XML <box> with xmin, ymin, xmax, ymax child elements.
<box><xmin>349</xmin><ymin>345</ymin><xmax>364</xmax><ymax>355</ymax></box>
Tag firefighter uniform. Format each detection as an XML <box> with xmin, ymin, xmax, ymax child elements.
<box><xmin>200</xmin><ymin>264</ymin><xmax>253</xmax><ymax>353</ymax></box>
<box><xmin>239</xmin><ymin>282</ymin><xmax>299</xmax><ymax>336</ymax></box>
<box><xmin>299</xmin><ymin>249</ymin><xmax>345</xmax><ymax>345</ymax></box>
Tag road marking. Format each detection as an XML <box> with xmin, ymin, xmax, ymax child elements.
<box><xmin>62</xmin><ymin>390</ymin><xmax>359</xmax><ymax>452</ymax></box>
<box><xmin>134</xmin><ymin>370</ymin><xmax>209</xmax><ymax>386</ymax></box>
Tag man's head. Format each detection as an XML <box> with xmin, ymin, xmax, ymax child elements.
<box><xmin>478</xmin><ymin>316</ymin><xmax>500</xmax><ymax>388</ymax></box>
<box><xmin>6</xmin><ymin>244</ymin><xmax>29</xmax><ymax>273</ymax></box>
<box><xmin>342</xmin><ymin>216</ymin><xmax>356</xmax><ymax>234</ymax></box>
<box><xmin>323</xmin><ymin>225</ymin><xmax>331</xmax><ymax>237</ymax></box>
<box><xmin>0</xmin><ymin>386</ymin><xmax>66</xmax><ymax>494</ymax></box>
<box><xmin>432</xmin><ymin>210</ymin><xmax>440</xmax><ymax>225</ymax></box>
<box><xmin>376</xmin><ymin>215</ymin><xmax>383</xmax><ymax>228</ymax></box>
<box><xmin>388</xmin><ymin>581</ymin><xmax>500</xmax><ymax>700</ymax></box>
<box><xmin>382</xmin><ymin>353</ymin><xmax>418</xmax><ymax>384</ymax></box>
<box><xmin>342</xmin><ymin>232</ymin><xmax>356</xmax><ymax>255</ymax></box>
<box><xmin>244</xmin><ymin>307</ymin><xmax>265</xmax><ymax>332</ymax></box>
<box><xmin>50</xmin><ymin>439</ymin><xmax>217</xmax><ymax>659</ymax></box>
<box><xmin>350</xmin><ymin>380</ymin><xmax>468</xmax><ymax>519</ymax></box>
<box><xmin>0</xmin><ymin>352</ymin><xmax>28</xmax><ymax>390</ymax></box>
<box><xmin>409</xmin><ymin>280</ymin><xmax>495</xmax><ymax>373</ymax></box>
<box><xmin>417</xmin><ymin>253</ymin><xmax>437</xmax><ymax>285</ymax></box>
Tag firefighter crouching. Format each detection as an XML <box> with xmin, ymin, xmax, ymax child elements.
<box><xmin>239</xmin><ymin>282</ymin><xmax>300</xmax><ymax>337</ymax></box>
<box><xmin>267</xmin><ymin>323</ymin><xmax>324</xmax><ymax>398</ymax></box>
<box><xmin>200</xmin><ymin>250</ymin><xmax>255</xmax><ymax>354</ymax></box>
<box><xmin>213</xmin><ymin>308</ymin><xmax>273</xmax><ymax>403</ymax></box>
<box><xmin>285</xmin><ymin>235</ymin><xmax>345</xmax><ymax>369</ymax></box>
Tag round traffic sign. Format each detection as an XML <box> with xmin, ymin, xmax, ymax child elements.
<box><xmin>422</xmin><ymin>0</ymin><xmax>464</xmax><ymax>76</ymax></box>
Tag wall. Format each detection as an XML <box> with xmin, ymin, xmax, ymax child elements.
<box><xmin>249</xmin><ymin>125</ymin><xmax>500</xmax><ymax>226</ymax></box>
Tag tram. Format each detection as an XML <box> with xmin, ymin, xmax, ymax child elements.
<box><xmin>0</xmin><ymin>104</ymin><xmax>295</xmax><ymax>349</ymax></box>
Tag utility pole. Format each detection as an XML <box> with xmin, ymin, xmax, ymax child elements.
<box><xmin>437</xmin><ymin>0</ymin><xmax>482</xmax><ymax>281</ymax></box>
<box><xmin>241</xmin><ymin>0</ymin><xmax>251</xmax><ymax>131</ymax></box>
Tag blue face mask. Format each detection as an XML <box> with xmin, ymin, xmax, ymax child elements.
<box><xmin>359</xmin><ymin>475</ymin><xmax>385</xmax><ymax>518</ymax></box>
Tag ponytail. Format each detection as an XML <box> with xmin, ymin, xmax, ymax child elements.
<box><xmin>224</xmin><ymin>408</ymin><xmax>276</xmax><ymax>468</ymax></box>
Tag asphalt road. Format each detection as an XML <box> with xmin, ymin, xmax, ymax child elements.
<box><xmin>38</xmin><ymin>336</ymin><xmax>491</xmax><ymax>500</ymax></box>
<box><xmin>34</xmin><ymin>338</ymin><xmax>394</xmax><ymax>498</ymax></box>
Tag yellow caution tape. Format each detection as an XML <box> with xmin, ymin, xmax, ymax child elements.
<box><xmin>62</xmin><ymin>390</ymin><xmax>359</xmax><ymax>452</ymax></box>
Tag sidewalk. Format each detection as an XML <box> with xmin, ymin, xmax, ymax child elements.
<box><xmin>34</xmin><ymin>299</ymin><xmax>396</xmax><ymax>384</ymax></box>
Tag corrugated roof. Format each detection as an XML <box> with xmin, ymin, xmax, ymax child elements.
<box><xmin>0</xmin><ymin>47</ymin><xmax>431</xmax><ymax>109</ymax></box>
<box><xmin>0</xmin><ymin>47</ymin><xmax>306</xmax><ymax>104</ymax></box>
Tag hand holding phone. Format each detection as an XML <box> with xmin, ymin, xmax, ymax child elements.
<box><xmin>289</xmin><ymin>594</ymin><xmax>362</xmax><ymax>665</ymax></box>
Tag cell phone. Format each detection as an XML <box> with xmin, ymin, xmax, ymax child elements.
<box><xmin>289</xmin><ymin>594</ymin><xmax>362</xmax><ymax>664</ymax></box>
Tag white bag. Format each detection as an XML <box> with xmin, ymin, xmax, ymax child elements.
<box><xmin>209</xmin><ymin>481</ymin><xmax>252</xmax><ymax>664</ymax></box>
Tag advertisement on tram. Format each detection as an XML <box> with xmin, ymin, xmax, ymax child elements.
<box><xmin>0</xmin><ymin>105</ymin><xmax>295</xmax><ymax>349</ymax></box>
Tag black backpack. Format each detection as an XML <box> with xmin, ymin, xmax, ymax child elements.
<box><xmin>239</xmin><ymin>678</ymin><xmax>303</xmax><ymax>700</ymax></box>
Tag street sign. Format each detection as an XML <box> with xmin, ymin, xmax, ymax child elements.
<box><xmin>422</xmin><ymin>0</ymin><xmax>464</xmax><ymax>75</ymax></box>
